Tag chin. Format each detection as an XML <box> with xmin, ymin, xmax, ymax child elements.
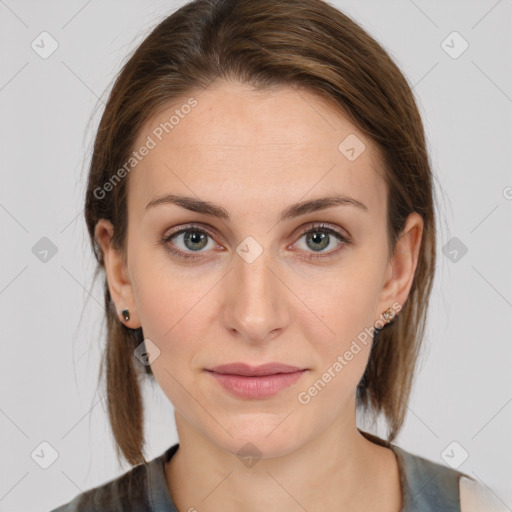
<box><xmin>209</xmin><ymin>415</ymin><xmax>308</xmax><ymax>460</ymax></box>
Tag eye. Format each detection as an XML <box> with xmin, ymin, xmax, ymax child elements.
<box><xmin>162</xmin><ymin>224</ymin><xmax>218</xmax><ymax>260</ymax></box>
<box><xmin>293</xmin><ymin>223</ymin><xmax>351</xmax><ymax>260</ymax></box>
<box><xmin>161</xmin><ymin>222</ymin><xmax>351</xmax><ymax>261</ymax></box>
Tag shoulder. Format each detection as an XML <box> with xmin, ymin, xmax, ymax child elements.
<box><xmin>392</xmin><ymin>445</ymin><xmax>508</xmax><ymax>512</ymax></box>
<box><xmin>459</xmin><ymin>476</ymin><xmax>510</xmax><ymax>512</ymax></box>
<box><xmin>392</xmin><ymin>444</ymin><xmax>467</xmax><ymax>511</ymax></box>
<box><xmin>49</xmin><ymin>461</ymin><xmax>150</xmax><ymax>512</ymax></box>
<box><xmin>49</xmin><ymin>444</ymin><xmax>180</xmax><ymax>512</ymax></box>
<box><xmin>358</xmin><ymin>429</ymin><xmax>467</xmax><ymax>511</ymax></box>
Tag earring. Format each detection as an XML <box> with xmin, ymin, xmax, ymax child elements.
<box><xmin>121</xmin><ymin>308</ymin><xmax>130</xmax><ymax>322</ymax></box>
<box><xmin>382</xmin><ymin>307</ymin><xmax>395</xmax><ymax>324</ymax></box>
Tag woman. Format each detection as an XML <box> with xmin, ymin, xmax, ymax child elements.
<box><xmin>51</xmin><ymin>0</ymin><xmax>500</xmax><ymax>510</ymax></box>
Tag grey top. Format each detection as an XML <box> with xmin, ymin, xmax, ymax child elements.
<box><xmin>50</xmin><ymin>430</ymin><xmax>471</xmax><ymax>511</ymax></box>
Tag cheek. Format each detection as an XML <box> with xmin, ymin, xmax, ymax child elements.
<box><xmin>129</xmin><ymin>242</ymin><xmax>200</xmax><ymax>335</ymax></box>
<box><xmin>130</xmin><ymin>251</ymin><xmax>220</xmax><ymax>373</ymax></box>
<box><xmin>131</xmin><ymin>265</ymin><xmax>208</xmax><ymax>406</ymax></box>
<box><xmin>129</xmin><ymin>234</ymin><xmax>382</xmax><ymax>402</ymax></box>
<box><xmin>295</xmin><ymin>267</ymin><xmax>381</xmax><ymax>394</ymax></box>
<box><xmin>302</xmin><ymin>269</ymin><xmax>379</xmax><ymax>344</ymax></box>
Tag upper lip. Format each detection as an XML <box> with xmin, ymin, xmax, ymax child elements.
<box><xmin>206</xmin><ymin>362</ymin><xmax>306</xmax><ymax>376</ymax></box>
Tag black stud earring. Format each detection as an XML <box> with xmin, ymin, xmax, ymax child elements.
<box><xmin>121</xmin><ymin>309</ymin><xmax>130</xmax><ymax>322</ymax></box>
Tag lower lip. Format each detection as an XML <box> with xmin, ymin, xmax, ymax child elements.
<box><xmin>206</xmin><ymin>370</ymin><xmax>307</xmax><ymax>399</ymax></box>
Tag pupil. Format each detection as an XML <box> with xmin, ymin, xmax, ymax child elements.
<box><xmin>185</xmin><ymin>231</ymin><xmax>207</xmax><ymax>250</ymax></box>
<box><xmin>308</xmin><ymin>232</ymin><xmax>328</xmax><ymax>251</ymax></box>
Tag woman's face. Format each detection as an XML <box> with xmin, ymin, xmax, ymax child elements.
<box><xmin>97</xmin><ymin>80</ymin><xmax>422</xmax><ymax>458</ymax></box>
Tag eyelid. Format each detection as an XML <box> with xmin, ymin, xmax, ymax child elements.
<box><xmin>163</xmin><ymin>222</ymin><xmax>220</xmax><ymax>242</ymax></box>
<box><xmin>290</xmin><ymin>223</ymin><xmax>351</xmax><ymax>260</ymax></box>
<box><xmin>296</xmin><ymin>222</ymin><xmax>351</xmax><ymax>242</ymax></box>
<box><xmin>162</xmin><ymin>221</ymin><xmax>351</xmax><ymax>260</ymax></box>
<box><xmin>163</xmin><ymin>221</ymin><xmax>350</xmax><ymax>242</ymax></box>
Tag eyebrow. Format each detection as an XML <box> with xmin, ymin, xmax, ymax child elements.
<box><xmin>145</xmin><ymin>193</ymin><xmax>369</xmax><ymax>222</ymax></box>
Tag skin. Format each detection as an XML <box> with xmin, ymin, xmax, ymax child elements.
<box><xmin>96</xmin><ymin>80</ymin><xmax>423</xmax><ymax>511</ymax></box>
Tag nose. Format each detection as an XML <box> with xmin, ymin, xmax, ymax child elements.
<box><xmin>221</xmin><ymin>244</ymin><xmax>290</xmax><ymax>345</ymax></box>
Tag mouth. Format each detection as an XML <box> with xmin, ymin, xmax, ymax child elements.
<box><xmin>205</xmin><ymin>362</ymin><xmax>308</xmax><ymax>399</ymax></box>
<box><xmin>206</xmin><ymin>362</ymin><xmax>306</xmax><ymax>377</ymax></box>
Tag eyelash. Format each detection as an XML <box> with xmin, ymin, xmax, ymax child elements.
<box><xmin>161</xmin><ymin>223</ymin><xmax>351</xmax><ymax>261</ymax></box>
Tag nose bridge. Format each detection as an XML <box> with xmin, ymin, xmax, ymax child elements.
<box><xmin>222</xmin><ymin>238</ymin><xmax>287</xmax><ymax>342</ymax></box>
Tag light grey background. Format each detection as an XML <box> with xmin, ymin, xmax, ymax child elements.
<box><xmin>0</xmin><ymin>0</ymin><xmax>511</xmax><ymax>510</ymax></box>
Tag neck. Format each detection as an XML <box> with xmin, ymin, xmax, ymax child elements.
<box><xmin>165</xmin><ymin>404</ymin><xmax>402</xmax><ymax>512</ymax></box>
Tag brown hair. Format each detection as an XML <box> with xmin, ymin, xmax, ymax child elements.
<box><xmin>84</xmin><ymin>0</ymin><xmax>436</xmax><ymax>466</ymax></box>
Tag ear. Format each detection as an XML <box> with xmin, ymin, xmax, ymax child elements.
<box><xmin>94</xmin><ymin>219</ymin><xmax>141</xmax><ymax>329</ymax></box>
<box><xmin>375</xmin><ymin>212</ymin><xmax>424</xmax><ymax>323</ymax></box>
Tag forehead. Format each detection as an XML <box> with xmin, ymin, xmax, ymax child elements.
<box><xmin>128</xmin><ymin>81</ymin><xmax>387</xmax><ymax>217</ymax></box>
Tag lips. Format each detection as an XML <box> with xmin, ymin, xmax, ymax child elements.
<box><xmin>206</xmin><ymin>362</ymin><xmax>305</xmax><ymax>377</ymax></box>
<box><xmin>205</xmin><ymin>362</ymin><xmax>308</xmax><ymax>399</ymax></box>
